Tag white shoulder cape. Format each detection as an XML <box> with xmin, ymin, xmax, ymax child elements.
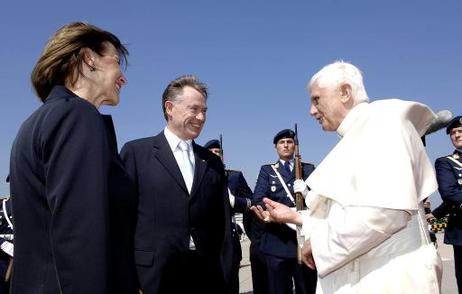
<box><xmin>306</xmin><ymin>99</ymin><xmax>438</xmax><ymax>210</ymax></box>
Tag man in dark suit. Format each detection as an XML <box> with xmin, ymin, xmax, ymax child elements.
<box><xmin>435</xmin><ymin>115</ymin><xmax>462</xmax><ymax>293</ymax></box>
<box><xmin>204</xmin><ymin>139</ymin><xmax>253</xmax><ymax>294</ymax></box>
<box><xmin>253</xmin><ymin>129</ymin><xmax>317</xmax><ymax>294</ymax></box>
<box><xmin>121</xmin><ymin>75</ymin><xmax>232</xmax><ymax>294</ymax></box>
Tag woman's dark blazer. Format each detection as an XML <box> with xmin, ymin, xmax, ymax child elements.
<box><xmin>9</xmin><ymin>86</ymin><xmax>137</xmax><ymax>293</ymax></box>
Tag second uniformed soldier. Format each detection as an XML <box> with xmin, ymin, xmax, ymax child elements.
<box><xmin>203</xmin><ymin>141</ymin><xmax>269</xmax><ymax>294</ymax></box>
<box><xmin>204</xmin><ymin>139</ymin><xmax>253</xmax><ymax>294</ymax></box>
<box><xmin>252</xmin><ymin>129</ymin><xmax>317</xmax><ymax>294</ymax></box>
<box><xmin>435</xmin><ymin>115</ymin><xmax>462</xmax><ymax>293</ymax></box>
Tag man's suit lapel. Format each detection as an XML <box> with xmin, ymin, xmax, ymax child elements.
<box><xmin>190</xmin><ymin>142</ymin><xmax>207</xmax><ymax>198</ymax></box>
<box><xmin>152</xmin><ymin>133</ymin><xmax>189</xmax><ymax>194</ymax></box>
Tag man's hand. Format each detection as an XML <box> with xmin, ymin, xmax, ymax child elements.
<box><xmin>301</xmin><ymin>240</ymin><xmax>316</xmax><ymax>270</ymax></box>
<box><xmin>263</xmin><ymin>198</ymin><xmax>303</xmax><ymax>225</ymax></box>
<box><xmin>293</xmin><ymin>179</ymin><xmax>309</xmax><ymax>198</ymax></box>
<box><xmin>250</xmin><ymin>204</ymin><xmax>273</xmax><ymax>223</ymax></box>
<box><xmin>425</xmin><ymin>213</ymin><xmax>436</xmax><ymax>223</ymax></box>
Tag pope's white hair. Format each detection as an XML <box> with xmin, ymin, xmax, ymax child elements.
<box><xmin>308</xmin><ymin>61</ymin><xmax>369</xmax><ymax>103</ymax></box>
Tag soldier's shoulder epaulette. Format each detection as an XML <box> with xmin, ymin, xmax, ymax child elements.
<box><xmin>226</xmin><ymin>169</ymin><xmax>241</xmax><ymax>174</ymax></box>
<box><xmin>263</xmin><ymin>162</ymin><xmax>281</xmax><ymax>169</ymax></box>
<box><xmin>301</xmin><ymin>161</ymin><xmax>314</xmax><ymax>166</ymax></box>
<box><xmin>436</xmin><ymin>154</ymin><xmax>453</xmax><ymax>161</ymax></box>
<box><xmin>450</xmin><ymin>153</ymin><xmax>461</xmax><ymax>160</ymax></box>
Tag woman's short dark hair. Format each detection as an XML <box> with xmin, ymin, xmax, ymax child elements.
<box><xmin>161</xmin><ymin>75</ymin><xmax>208</xmax><ymax>121</ymax></box>
<box><xmin>31</xmin><ymin>22</ymin><xmax>129</xmax><ymax>102</ymax></box>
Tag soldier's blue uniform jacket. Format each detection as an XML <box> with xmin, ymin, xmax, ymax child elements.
<box><xmin>435</xmin><ymin>149</ymin><xmax>462</xmax><ymax>245</ymax></box>
<box><xmin>227</xmin><ymin>170</ymin><xmax>253</xmax><ymax>214</ymax></box>
<box><xmin>252</xmin><ymin>161</ymin><xmax>315</xmax><ymax>258</ymax></box>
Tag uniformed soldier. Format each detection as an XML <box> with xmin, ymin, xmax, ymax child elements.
<box><xmin>435</xmin><ymin>115</ymin><xmax>462</xmax><ymax>293</ymax></box>
<box><xmin>252</xmin><ymin>129</ymin><xmax>317</xmax><ymax>294</ymax></box>
<box><xmin>204</xmin><ymin>139</ymin><xmax>253</xmax><ymax>294</ymax></box>
<box><xmin>0</xmin><ymin>177</ymin><xmax>13</xmax><ymax>294</ymax></box>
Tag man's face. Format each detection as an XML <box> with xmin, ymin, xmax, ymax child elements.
<box><xmin>450</xmin><ymin>127</ymin><xmax>462</xmax><ymax>149</ymax></box>
<box><xmin>166</xmin><ymin>86</ymin><xmax>207</xmax><ymax>140</ymax></box>
<box><xmin>309</xmin><ymin>82</ymin><xmax>345</xmax><ymax>132</ymax></box>
<box><xmin>209</xmin><ymin>147</ymin><xmax>221</xmax><ymax>157</ymax></box>
<box><xmin>276</xmin><ymin>138</ymin><xmax>295</xmax><ymax>161</ymax></box>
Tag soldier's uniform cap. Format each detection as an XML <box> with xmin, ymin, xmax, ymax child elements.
<box><xmin>273</xmin><ymin>129</ymin><xmax>295</xmax><ymax>144</ymax></box>
<box><xmin>204</xmin><ymin>139</ymin><xmax>220</xmax><ymax>149</ymax></box>
<box><xmin>446</xmin><ymin>116</ymin><xmax>462</xmax><ymax>134</ymax></box>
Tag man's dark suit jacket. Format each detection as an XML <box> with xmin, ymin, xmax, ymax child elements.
<box><xmin>120</xmin><ymin>132</ymin><xmax>233</xmax><ymax>293</ymax></box>
<box><xmin>9</xmin><ymin>86</ymin><xmax>137</xmax><ymax>293</ymax></box>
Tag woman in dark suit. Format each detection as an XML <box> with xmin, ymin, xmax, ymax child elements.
<box><xmin>9</xmin><ymin>22</ymin><xmax>137</xmax><ymax>293</ymax></box>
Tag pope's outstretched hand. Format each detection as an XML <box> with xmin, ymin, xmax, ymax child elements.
<box><xmin>262</xmin><ymin>198</ymin><xmax>303</xmax><ymax>225</ymax></box>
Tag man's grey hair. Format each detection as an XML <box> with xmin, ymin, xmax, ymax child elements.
<box><xmin>308</xmin><ymin>61</ymin><xmax>369</xmax><ymax>103</ymax></box>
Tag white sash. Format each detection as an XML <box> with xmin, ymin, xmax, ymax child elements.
<box><xmin>270</xmin><ymin>164</ymin><xmax>295</xmax><ymax>204</ymax></box>
<box><xmin>446</xmin><ymin>156</ymin><xmax>462</xmax><ymax>168</ymax></box>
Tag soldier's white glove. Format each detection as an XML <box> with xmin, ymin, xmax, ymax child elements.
<box><xmin>1</xmin><ymin>241</ymin><xmax>13</xmax><ymax>257</ymax></box>
<box><xmin>293</xmin><ymin>179</ymin><xmax>309</xmax><ymax>198</ymax></box>
<box><xmin>228</xmin><ymin>188</ymin><xmax>235</xmax><ymax>208</ymax></box>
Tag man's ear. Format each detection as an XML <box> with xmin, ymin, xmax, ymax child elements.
<box><xmin>339</xmin><ymin>83</ymin><xmax>353</xmax><ymax>104</ymax></box>
<box><xmin>165</xmin><ymin>100</ymin><xmax>174</xmax><ymax>118</ymax></box>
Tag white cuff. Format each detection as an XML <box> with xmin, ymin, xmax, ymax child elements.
<box><xmin>1</xmin><ymin>241</ymin><xmax>13</xmax><ymax>257</ymax></box>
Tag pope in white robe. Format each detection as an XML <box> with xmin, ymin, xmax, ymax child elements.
<box><xmin>253</xmin><ymin>62</ymin><xmax>442</xmax><ymax>294</ymax></box>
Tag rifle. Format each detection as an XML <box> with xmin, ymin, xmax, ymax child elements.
<box><xmin>219</xmin><ymin>134</ymin><xmax>224</xmax><ymax>163</ymax></box>
<box><xmin>294</xmin><ymin>123</ymin><xmax>304</xmax><ymax>264</ymax></box>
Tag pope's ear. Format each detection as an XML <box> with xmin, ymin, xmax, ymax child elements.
<box><xmin>339</xmin><ymin>83</ymin><xmax>353</xmax><ymax>104</ymax></box>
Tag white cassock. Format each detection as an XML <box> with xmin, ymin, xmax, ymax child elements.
<box><xmin>300</xmin><ymin>99</ymin><xmax>442</xmax><ymax>294</ymax></box>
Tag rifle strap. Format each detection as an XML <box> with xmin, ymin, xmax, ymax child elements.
<box><xmin>270</xmin><ymin>164</ymin><xmax>295</xmax><ymax>205</ymax></box>
<box><xmin>446</xmin><ymin>156</ymin><xmax>462</xmax><ymax>168</ymax></box>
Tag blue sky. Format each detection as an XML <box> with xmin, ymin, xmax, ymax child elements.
<box><xmin>1</xmin><ymin>1</ymin><xmax>461</xmax><ymax>207</ymax></box>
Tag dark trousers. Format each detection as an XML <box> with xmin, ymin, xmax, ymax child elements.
<box><xmin>0</xmin><ymin>281</ymin><xmax>8</xmax><ymax>294</ymax></box>
<box><xmin>157</xmin><ymin>251</ymin><xmax>226</xmax><ymax>294</ymax></box>
<box><xmin>265</xmin><ymin>254</ymin><xmax>317</xmax><ymax>294</ymax></box>
<box><xmin>229</xmin><ymin>236</ymin><xmax>242</xmax><ymax>294</ymax></box>
<box><xmin>454</xmin><ymin>245</ymin><xmax>462</xmax><ymax>294</ymax></box>
<box><xmin>249</xmin><ymin>246</ymin><xmax>269</xmax><ymax>294</ymax></box>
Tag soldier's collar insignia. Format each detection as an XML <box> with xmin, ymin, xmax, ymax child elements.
<box><xmin>453</xmin><ymin>153</ymin><xmax>460</xmax><ymax>160</ymax></box>
<box><xmin>273</xmin><ymin>163</ymin><xmax>280</xmax><ymax>169</ymax></box>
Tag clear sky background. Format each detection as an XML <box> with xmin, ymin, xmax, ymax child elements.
<box><xmin>1</xmin><ymin>0</ymin><xmax>461</xmax><ymax>207</ymax></box>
